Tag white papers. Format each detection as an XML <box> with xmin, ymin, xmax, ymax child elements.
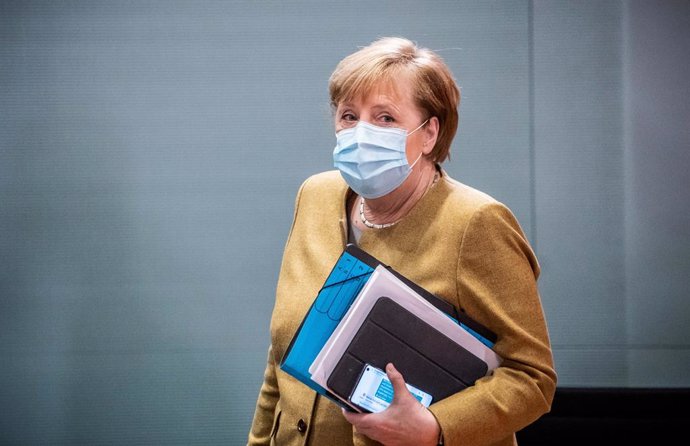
<box><xmin>309</xmin><ymin>265</ymin><xmax>502</xmax><ymax>391</ymax></box>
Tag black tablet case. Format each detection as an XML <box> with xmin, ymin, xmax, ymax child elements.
<box><xmin>343</xmin><ymin>244</ymin><xmax>497</xmax><ymax>345</ymax></box>
<box><xmin>326</xmin><ymin>296</ymin><xmax>490</xmax><ymax>409</ymax></box>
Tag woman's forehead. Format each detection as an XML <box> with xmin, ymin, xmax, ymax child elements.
<box><xmin>340</xmin><ymin>76</ymin><xmax>414</xmax><ymax>108</ymax></box>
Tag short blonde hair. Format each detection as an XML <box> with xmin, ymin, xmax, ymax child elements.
<box><xmin>329</xmin><ymin>37</ymin><xmax>460</xmax><ymax>163</ymax></box>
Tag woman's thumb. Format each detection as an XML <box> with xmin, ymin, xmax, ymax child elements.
<box><xmin>385</xmin><ymin>363</ymin><xmax>409</xmax><ymax>404</ymax></box>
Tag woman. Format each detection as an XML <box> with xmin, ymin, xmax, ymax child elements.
<box><xmin>248</xmin><ymin>37</ymin><xmax>556</xmax><ymax>446</ymax></box>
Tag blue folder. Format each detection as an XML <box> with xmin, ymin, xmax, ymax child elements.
<box><xmin>280</xmin><ymin>246</ymin><xmax>374</xmax><ymax>402</ymax></box>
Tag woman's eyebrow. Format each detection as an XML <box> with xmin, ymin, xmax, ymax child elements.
<box><xmin>370</xmin><ymin>101</ymin><xmax>402</xmax><ymax>114</ymax></box>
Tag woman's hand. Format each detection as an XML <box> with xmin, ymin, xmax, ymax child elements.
<box><xmin>342</xmin><ymin>363</ymin><xmax>441</xmax><ymax>446</ymax></box>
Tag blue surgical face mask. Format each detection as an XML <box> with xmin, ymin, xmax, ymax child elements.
<box><xmin>333</xmin><ymin>119</ymin><xmax>428</xmax><ymax>199</ymax></box>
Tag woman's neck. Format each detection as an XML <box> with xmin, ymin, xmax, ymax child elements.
<box><xmin>362</xmin><ymin>161</ymin><xmax>438</xmax><ymax>226</ymax></box>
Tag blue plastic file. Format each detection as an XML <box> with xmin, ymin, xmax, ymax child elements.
<box><xmin>280</xmin><ymin>249</ymin><xmax>374</xmax><ymax>397</ymax></box>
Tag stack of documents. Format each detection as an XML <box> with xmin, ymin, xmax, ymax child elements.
<box><xmin>280</xmin><ymin>244</ymin><xmax>502</xmax><ymax>412</ymax></box>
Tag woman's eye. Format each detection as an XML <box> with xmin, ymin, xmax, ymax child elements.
<box><xmin>380</xmin><ymin>115</ymin><xmax>395</xmax><ymax>124</ymax></box>
<box><xmin>341</xmin><ymin>112</ymin><xmax>357</xmax><ymax>122</ymax></box>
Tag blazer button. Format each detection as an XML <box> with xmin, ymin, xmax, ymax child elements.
<box><xmin>297</xmin><ymin>419</ymin><xmax>307</xmax><ymax>433</ymax></box>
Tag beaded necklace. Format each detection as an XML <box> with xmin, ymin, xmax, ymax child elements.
<box><xmin>359</xmin><ymin>171</ymin><xmax>440</xmax><ymax>230</ymax></box>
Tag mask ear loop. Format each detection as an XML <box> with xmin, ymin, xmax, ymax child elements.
<box><xmin>407</xmin><ymin>118</ymin><xmax>430</xmax><ymax>170</ymax></box>
<box><xmin>408</xmin><ymin>118</ymin><xmax>429</xmax><ymax>136</ymax></box>
<box><xmin>409</xmin><ymin>152</ymin><xmax>424</xmax><ymax>169</ymax></box>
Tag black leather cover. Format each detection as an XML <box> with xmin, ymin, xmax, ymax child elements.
<box><xmin>327</xmin><ymin>296</ymin><xmax>489</xmax><ymax>408</ymax></box>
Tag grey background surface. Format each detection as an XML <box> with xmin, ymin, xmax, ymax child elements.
<box><xmin>1</xmin><ymin>0</ymin><xmax>688</xmax><ymax>444</ymax></box>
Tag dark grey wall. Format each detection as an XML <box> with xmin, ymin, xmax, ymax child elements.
<box><xmin>1</xmin><ymin>1</ymin><xmax>688</xmax><ymax>444</ymax></box>
<box><xmin>622</xmin><ymin>0</ymin><xmax>690</xmax><ymax>386</ymax></box>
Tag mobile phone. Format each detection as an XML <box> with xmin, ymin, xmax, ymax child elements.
<box><xmin>348</xmin><ymin>364</ymin><xmax>433</xmax><ymax>413</ymax></box>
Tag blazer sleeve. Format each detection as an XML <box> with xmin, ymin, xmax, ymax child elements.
<box><xmin>247</xmin><ymin>345</ymin><xmax>280</xmax><ymax>446</ymax></box>
<box><xmin>428</xmin><ymin>202</ymin><xmax>557</xmax><ymax>446</ymax></box>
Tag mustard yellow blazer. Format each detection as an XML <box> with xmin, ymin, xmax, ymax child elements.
<box><xmin>248</xmin><ymin>170</ymin><xmax>556</xmax><ymax>446</ymax></box>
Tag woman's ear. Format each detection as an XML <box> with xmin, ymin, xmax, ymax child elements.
<box><xmin>422</xmin><ymin>116</ymin><xmax>439</xmax><ymax>155</ymax></box>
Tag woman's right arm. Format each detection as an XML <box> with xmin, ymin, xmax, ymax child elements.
<box><xmin>247</xmin><ymin>345</ymin><xmax>280</xmax><ymax>446</ymax></box>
